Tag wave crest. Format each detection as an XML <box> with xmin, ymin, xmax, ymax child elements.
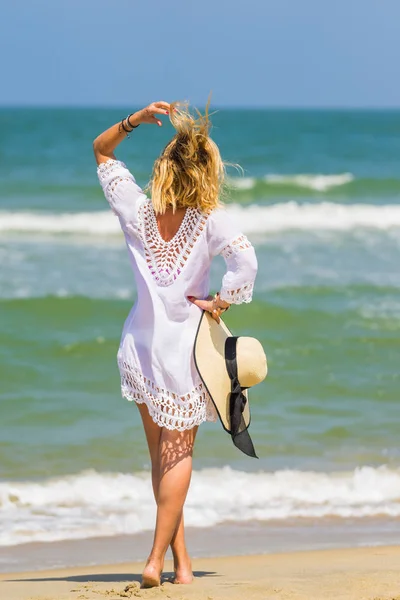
<box><xmin>1</xmin><ymin>202</ymin><xmax>400</xmax><ymax>236</ymax></box>
<box><xmin>1</xmin><ymin>466</ymin><xmax>399</xmax><ymax>546</ymax></box>
<box><xmin>228</xmin><ymin>202</ymin><xmax>400</xmax><ymax>232</ymax></box>
<box><xmin>229</xmin><ymin>173</ymin><xmax>354</xmax><ymax>192</ymax></box>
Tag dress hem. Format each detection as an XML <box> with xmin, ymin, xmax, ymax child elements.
<box><xmin>121</xmin><ymin>387</ymin><xmax>209</xmax><ymax>431</ymax></box>
<box><xmin>118</xmin><ymin>356</ymin><xmax>217</xmax><ymax>431</ymax></box>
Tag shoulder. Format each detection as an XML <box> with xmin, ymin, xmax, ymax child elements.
<box><xmin>207</xmin><ymin>204</ymin><xmax>244</xmax><ymax>236</ymax></box>
<box><xmin>206</xmin><ymin>205</ymin><xmax>233</xmax><ymax>232</ymax></box>
<box><xmin>206</xmin><ymin>205</ymin><xmax>244</xmax><ymax>256</ymax></box>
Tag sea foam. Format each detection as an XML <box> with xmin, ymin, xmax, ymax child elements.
<box><xmin>228</xmin><ymin>173</ymin><xmax>354</xmax><ymax>192</ymax></box>
<box><xmin>227</xmin><ymin>202</ymin><xmax>400</xmax><ymax>232</ymax></box>
<box><xmin>1</xmin><ymin>466</ymin><xmax>399</xmax><ymax>546</ymax></box>
<box><xmin>1</xmin><ymin>202</ymin><xmax>400</xmax><ymax>236</ymax></box>
<box><xmin>263</xmin><ymin>173</ymin><xmax>354</xmax><ymax>192</ymax></box>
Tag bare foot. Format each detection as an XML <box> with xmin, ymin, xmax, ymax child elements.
<box><xmin>173</xmin><ymin>559</ymin><xmax>193</xmax><ymax>584</ymax></box>
<box><xmin>141</xmin><ymin>561</ymin><xmax>162</xmax><ymax>588</ymax></box>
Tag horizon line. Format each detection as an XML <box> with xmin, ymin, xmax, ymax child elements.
<box><xmin>2</xmin><ymin>104</ymin><xmax>400</xmax><ymax>111</ymax></box>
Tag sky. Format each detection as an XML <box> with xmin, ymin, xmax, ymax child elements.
<box><xmin>1</xmin><ymin>0</ymin><xmax>400</xmax><ymax>108</ymax></box>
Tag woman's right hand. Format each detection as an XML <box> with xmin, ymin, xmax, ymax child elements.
<box><xmin>187</xmin><ymin>294</ymin><xmax>230</xmax><ymax>324</ymax></box>
<box><xmin>129</xmin><ymin>101</ymin><xmax>171</xmax><ymax>127</ymax></box>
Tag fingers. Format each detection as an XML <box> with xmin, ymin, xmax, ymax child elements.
<box><xmin>211</xmin><ymin>312</ymin><xmax>220</xmax><ymax>323</ymax></box>
<box><xmin>137</xmin><ymin>102</ymin><xmax>170</xmax><ymax>127</ymax></box>
<box><xmin>147</xmin><ymin>104</ymin><xmax>169</xmax><ymax>127</ymax></box>
<box><xmin>154</xmin><ymin>101</ymin><xmax>170</xmax><ymax>110</ymax></box>
<box><xmin>187</xmin><ymin>296</ymin><xmax>221</xmax><ymax>322</ymax></box>
<box><xmin>188</xmin><ymin>297</ymin><xmax>212</xmax><ymax>311</ymax></box>
<box><xmin>150</xmin><ymin>115</ymin><xmax>162</xmax><ymax>127</ymax></box>
<box><xmin>152</xmin><ymin>106</ymin><xmax>170</xmax><ymax>115</ymax></box>
<box><xmin>211</xmin><ymin>306</ymin><xmax>222</xmax><ymax>323</ymax></box>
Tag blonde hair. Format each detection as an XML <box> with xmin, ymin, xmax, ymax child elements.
<box><xmin>148</xmin><ymin>99</ymin><xmax>226</xmax><ymax>214</ymax></box>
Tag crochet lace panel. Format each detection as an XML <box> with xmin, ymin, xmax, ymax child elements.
<box><xmin>138</xmin><ymin>199</ymin><xmax>209</xmax><ymax>287</ymax></box>
<box><xmin>220</xmin><ymin>235</ymin><xmax>254</xmax><ymax>304</ymax></box>
<box><xmin>221</xmin><ymin>234</ymin><xmax>252</xmax><ymax>259</ymax></box>
<box><xmin>97</xmin><ymin>160</ymin><xmax>135</xmax><ymax>216</ymax></box>
<box><xmin>220</xmin><ymin>281</ymin><xmax>254</xmax><ymax>304</ymax></box>
<box><xmin>118</xmin><ymin>358</ymin><xmax>217</xmax><ymax>430</ymax></box>
<box><xmin>97</xmin><ymin>158</ymin><xmax>128</xmax><ymax>181</ymax></box>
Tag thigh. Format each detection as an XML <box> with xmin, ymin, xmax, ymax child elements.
<box><xmin>159</xmin><ymin>426</ymin><xmax>198</xmax><ymax>477</ymax></box>
<box><xmin>137</xmin><ymin>402</ymin><xmax>162</xmax><ymax>465</ymax></box>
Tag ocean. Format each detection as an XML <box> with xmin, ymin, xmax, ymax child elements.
<box><xmin>0</xmin><ymin>108</ymin><xmax>399</xmax><ymax>568</ymax></box>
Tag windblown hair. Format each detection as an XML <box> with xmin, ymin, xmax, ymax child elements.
<box><xmin>148</xmin><ymin>100</ymin><xmax>226</xmax><ymax>214</ymax></box>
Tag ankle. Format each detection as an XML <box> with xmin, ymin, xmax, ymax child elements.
<box><xmin>172</xmin><ymin>557</ymin><xmax>193</xmax><ymax>584</ymax></box>
<box><xmin>146</xmin><ymin>553</ymin><xmax>164</xmax><ymax>569</ymax></box>
<box><xmin>172</xmin><ymin>549</ymin><xmax>191</xmax><ymax>568</ymax></box>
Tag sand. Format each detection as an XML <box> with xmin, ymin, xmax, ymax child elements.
<box><xmin>0</xmin><ymin>546</ymin><xmax>399</xmax><ymax>600</ymax></box>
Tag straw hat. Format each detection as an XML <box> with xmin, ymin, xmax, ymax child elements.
<box><xmin>194</xmin><ymin>310</ymin><xmax>267</xmax><ymax>458</ymax></box>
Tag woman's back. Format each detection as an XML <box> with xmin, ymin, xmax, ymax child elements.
<box><xmin>97</xmin><ymin>158</ymin><xmax>256</xmax><ymax>299</ymax></box>
<box><xmin>155</xmin><ymin>206</ymin><xmax>187</xmax><ymax>243</ymax></box>
<box><xmin>97</xmin><ymin>157</ymin><xmax>257</xmax><ymax>430</ymax></box>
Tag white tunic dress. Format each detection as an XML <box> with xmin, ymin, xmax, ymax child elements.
<box><xmin>97</xmin><ymin>159</ymin><xmax>258</xmax><ymax>431</ymax></box>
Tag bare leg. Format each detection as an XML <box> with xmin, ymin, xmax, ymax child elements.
<box><xmin>170</xmin><ymin>511</ymin><xmax>193</xmax><ymax>584</ymax></box>
<box><xmin>137</xmin><ymin>404</ymin><xmax>194</xmax><ymax>585</ymax></box>
<box><xmin>143</xmin><ymin>424</ymin><xmax>197</xmax><ymax>586</ymax></box>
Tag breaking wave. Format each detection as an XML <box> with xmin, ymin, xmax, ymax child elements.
<box><xmin>229</xmin><ymin>172</ymin><xmax>354</xmax><ymax>192</ymax></box>
<box><xmin>1</xmin><ymin>466</ymin><xmax>400</xmax><ymax>546</ymax></box>
<box><xmin>1</xmin><ymin>202</ymin><xmax>400</xmax><ymax>236</ymax></box>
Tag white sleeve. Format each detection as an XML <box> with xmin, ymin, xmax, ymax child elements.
<box><xmin>96</xmin><ymin>158</ymin><xmax>146</xmax><ymax>231</ymax></box>
<box><xmin>207</xmin><ymin>208</ymin><xmax>258</xmax><ymax>304</ymax></box>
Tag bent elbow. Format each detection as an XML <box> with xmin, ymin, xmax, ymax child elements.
<box><xmin>244</xmin><ymin>247</ymin><xmax>258</xmax><ymax>281</ymax></box>
<box><xmin>93</xmin><ymin>137</ymin><xmax>101</xmax><ymax>154</ymax></box>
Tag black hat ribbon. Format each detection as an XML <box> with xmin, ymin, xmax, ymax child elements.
<box><xmin>224</xmin><ymin>336</ymin><xmax>258</xmax><ymax>459</ymax></box>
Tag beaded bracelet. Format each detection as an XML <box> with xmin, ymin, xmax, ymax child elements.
<box><xmin>121</xmin><ymin>118</ymin><xmax>132</xmax><ymax>137</ymax></box>
<box><xmin>126</xmin><ymin>114</ymin><xmax>140</xmax><ymax>129</ymax></box>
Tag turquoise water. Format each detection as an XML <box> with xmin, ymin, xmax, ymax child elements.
<box><xmin>0</xmin><ymin>108</ymin><xmax>399</xmax><ymax>548</ymax></box>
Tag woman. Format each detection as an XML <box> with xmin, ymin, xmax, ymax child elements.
<box><xmin>93</xmin><ymin>100</ymin><xmax>257</xmax><ymax>587</ymax></box>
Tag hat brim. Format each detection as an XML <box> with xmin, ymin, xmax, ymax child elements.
<box><xmin>194</xmin><ymin>311</ymin><xmax>250</xmax><ymax>434</ymax></box>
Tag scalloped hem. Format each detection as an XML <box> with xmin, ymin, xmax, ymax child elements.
<box><xmin>118</xmin><ymin>359</ymin><xmax>217</xmax><ymax>431</ymax></box>
<box><xmin>122</xmin><ymin>387</ymin><xmax>210</xmax><ymax>431</ymax></box>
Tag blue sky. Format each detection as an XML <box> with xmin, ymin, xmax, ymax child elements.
<box><xmin>1</xmin><ymin>0</ymin><xmax>400</xmax><ymax>107</ymax></box>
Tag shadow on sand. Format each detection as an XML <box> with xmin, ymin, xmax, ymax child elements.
<box><xmin>6</xmin><ymin>570</ymin><xmax>218</xmax><ymax>584</ymax></box>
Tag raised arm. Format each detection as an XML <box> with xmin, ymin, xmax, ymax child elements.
<box><xmin>95</xmin><ymin>102</ymin><xmax>171</xmax><ymax>231</ymax></box>
<box><xmin>93</xmin><ymin>101</ymin><xmax>170</xmax><ymax>165</ymax></box>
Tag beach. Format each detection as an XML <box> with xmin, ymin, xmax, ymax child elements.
<box><xmin>1</xmin><ymin>107</ymin><xmax>400</xmax><ymax>595</ymax></box>
<box><xmin>1</xmin><ymin>546</ymin><xmax>399</xmax><ymax>600</ymax></box>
